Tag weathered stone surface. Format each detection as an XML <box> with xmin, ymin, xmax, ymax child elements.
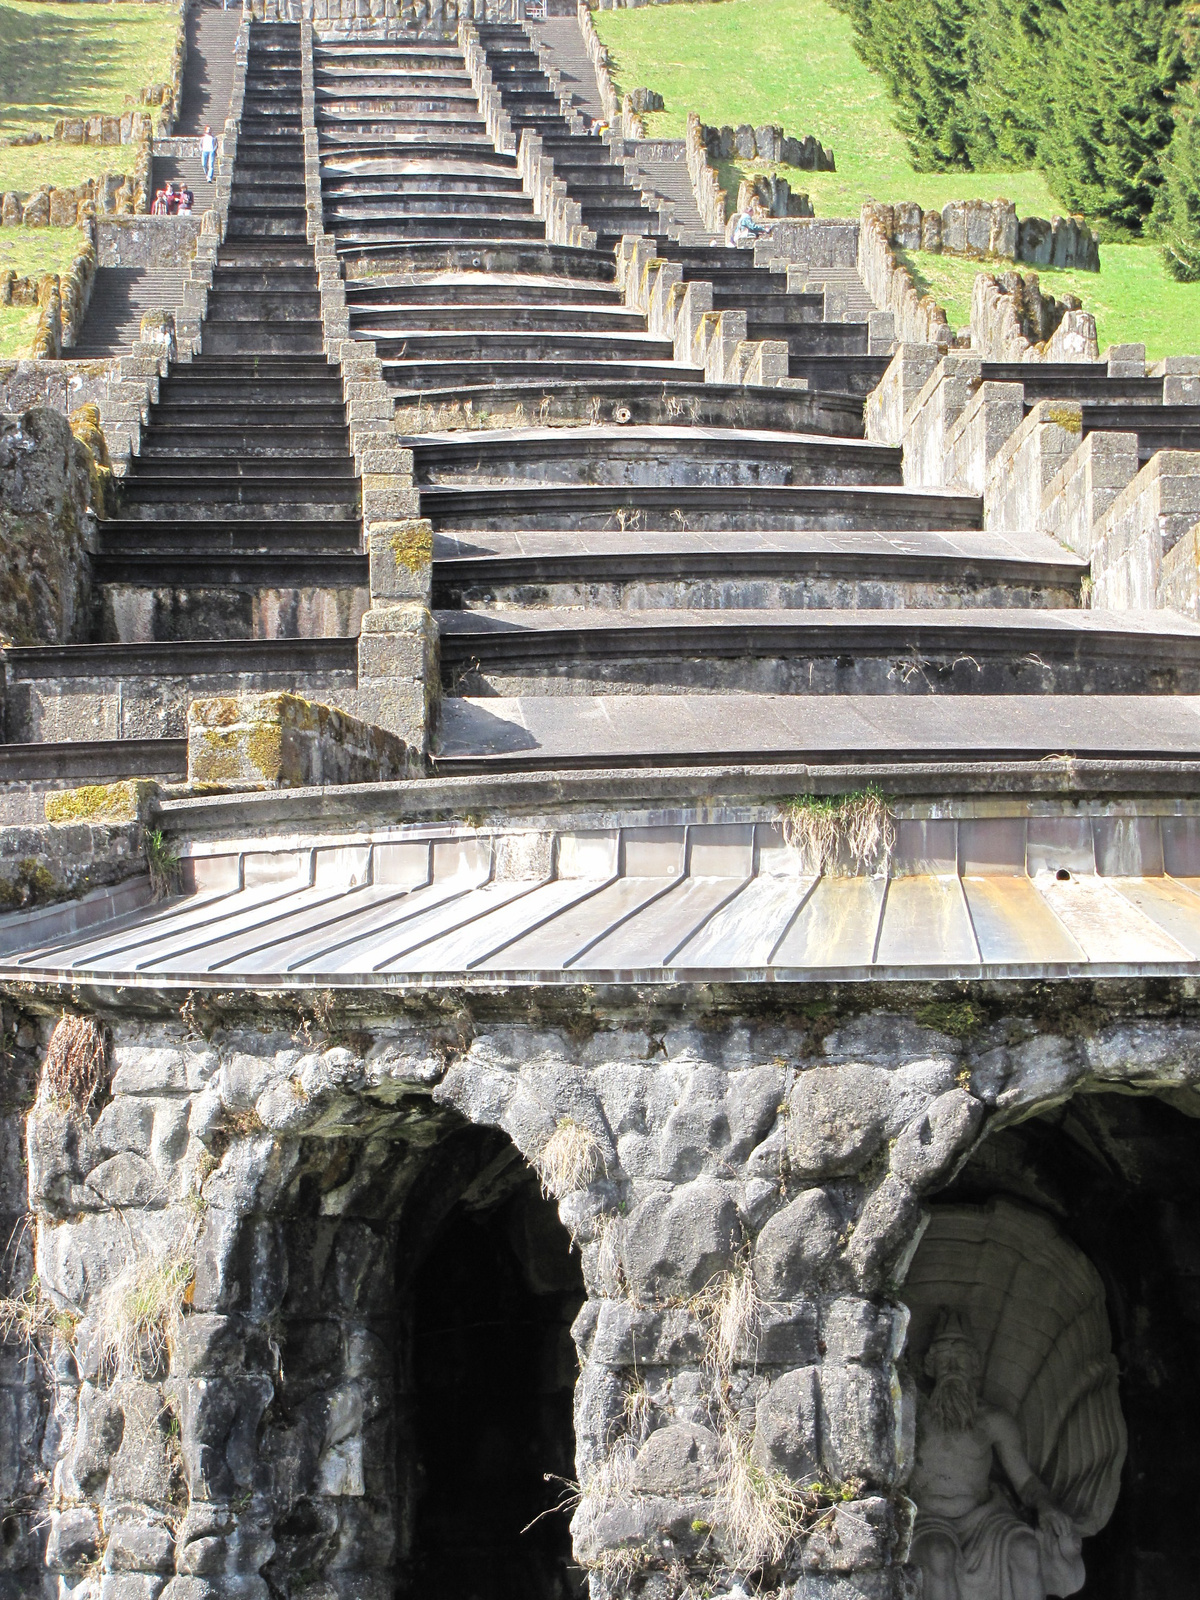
<box><xmin>754</xmin><ymin>1188</ymin><xmax>842</xmax><ymax>1294</ymax></box>
<box><xmin>187</xmin><ymin>691</ymin><xmax>415</xmax><ymax>788</ymax></box>
<box><xmin>0</xmin><ymin>406</ymin><xmax>101</xmax><ymax>645</ymax></box>
<box><xmin>619</xmin><ymin>1180</ymin><xmax>741</xmax><ymax>1298</ymax></box>
<box><xmin>630</xmin><ymin>1423</ymin><xmax>720</xmax><ymax>1494</ymax></box>
<box><xmin>751</xmin><ymin>1365</ymin><xmax>819</xmax><ymax>1477</ymax></box>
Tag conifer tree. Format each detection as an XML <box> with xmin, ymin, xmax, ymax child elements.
<box><xmin>1153</xmin><ymin>12</ymin><xmax>1200</xmax><ymax>277</ymax></box>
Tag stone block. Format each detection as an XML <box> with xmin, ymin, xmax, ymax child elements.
<box><xmin>1040</xmin><ymin>428</ymin><xmax>1139</xmax><ymax>559</ymax></box>
<box><xmin>751</xmin><ymin>1366</ymin><xmax>819</xmax><ymax>1477</ymax></box>
<box><xmin>368</xmin><ymin>519</ymin><xmax>432</xmax><ymax>603</ymax></box>
<box><xmin>943</xmin><ymin>380</ymin><xmax>1025</xmax><ymax>495</ymax></box>
<box><xmin>891</xmin><ymin>201</ymin><xmax>921</xmax><ymax>251</ymax></box>
<box><xmin>1092</xmin><ymin>452</ymin><xmax>1200</xmax><ymax>609</ymax></box>
<box><xmin>734</xmin><ymin>123</ymin><xmax>756</xmax><ymax>160</ymax></box>
<box><xmin>985</xmin><ymin>398</ymin><xmax>1083</xmax><ymax>534</ymax></box>
<box><xmin>355</xmin><ymin>601</ymin><xmax>439</xmax><ymax>752</ymax></box>
<box><xmin>865</xmin><ymin>342</ymin><xmax>940</xmax><ymax>446</ymax></box>
<box><xmin>989</xmin><ymin>200</ymin><xmax>1018</xmax><ymax>259</ymax></box>
<box><xmin>920</xmin><ymin>208</ymin><xmax>942</xmax><ymax>252</ymax></box>
<box><xmin>754</xmin><ymin>1188</ymin><xmax>841</xmax><ymax>1295</ymax></box>
<box><xmin>187</xmin><ymin>691</ymin><xmax>414</xmax><ymax>789</ymax></box>
<box><xmin>901</xmin><ymin>352</ymin><xmax>982</xmax><ymax>487</ymax></box>
<box><xmin>754</xmin><ymin>124</ymin><xmax>783</xmax><ymax>162</ymax></box>
<box><xmin>619</xmin><ymin>1180</ymin><xmax>741</xmax><ymax>1299</ymax></box>
<box><xmin>1106</xmin><ymin>342</ymin><xmax>1145</xmax><ymax>378</ymax></box>
<box><xmin>1159</xmin><ymin>518</ymin><xmax>1200</xmax><ymax>619</ymax></box>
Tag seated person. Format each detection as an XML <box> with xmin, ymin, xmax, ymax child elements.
<box><xmin>730</xmin><ymin>205</ymin><xmax>774</xmax><ymax>247</ymax></box>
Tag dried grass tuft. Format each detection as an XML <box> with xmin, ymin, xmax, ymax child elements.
<box><xmin>43</xmin><ymin>1012</ymin><xmax>108</xmax><ymax>1115</ymax></box>
<box><xmin>536</xmin><ymin>1118</ymin><xmax>605</xmax><ymax>1200</ymax></box>
<box><xmin>97</xmin><ymin>1238</ymin><xmax>196</xmax><ymax>1381</ymax></box>
<box><xmin>690</xmin><ymin>1258</ymin><xmax>761</xmax><ymax>1379</ymax></box>
<box><xmin>780</xmin><ymin>787</ymin><xmax>895</xmax><ymax>876</ymax></box>
<box><xmin>715</xmin><ymin>1422</ymin><xmax>815</xmax><ymax>1568</ymax></box>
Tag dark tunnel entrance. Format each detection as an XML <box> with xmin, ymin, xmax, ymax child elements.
<box><xmin>402</xmin><ymin>1127</ymin><xmax>587</xmax><ymax>1600</ymax></box>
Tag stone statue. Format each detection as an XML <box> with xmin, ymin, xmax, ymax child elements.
<box><xmin>901</xmin><ymin>1200</ymin><xmax>1128</xmax><ymax>1600</ymax></box>
<box><xmin>909</xmin><ymin>1311</ymin><xmax>1082</xmax><ymax>1599</ymax></box>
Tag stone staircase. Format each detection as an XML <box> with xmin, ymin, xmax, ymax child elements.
<box><xmin>4</xmin><ymin>24</ymin><xmax>366</xmax><ymax>754</ymax></box>
<box><xmin>69</xmin><ymin>267</ymin><xmax>189</xmax><ymax>359</ymax></box>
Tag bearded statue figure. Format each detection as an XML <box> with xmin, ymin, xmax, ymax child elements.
<box><xmin>909</xmin><ymin>1311</ymin><xmax>1084</xmax><ymax>1600</ymax></box>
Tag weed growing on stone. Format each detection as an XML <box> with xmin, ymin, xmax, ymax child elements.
<box><xmin>716</xmin><ymin>1425</ymin><xmax>813</xmax><ymax>1567</ymax></box>
<box><xmin>537</xmin><ymin>1117</ymin><xmax>605</xmax><ymax>1199</ymax></box>
<box><xmin>43</xmin><ymin>1011</ymin><xmax>108</xmax><ymax>1115</ymax></box>
<box><xmin>916</xmin><ymin>1000</ymin><xmax>981</xmax><ymax>1039</ymax></box>
<box><xmin>692</xmin><ymin>1257</ymin><xmax>761</xmax><ymax>1376</ymax></box>
<box><xmin>780</xmin><ymin>786</ymin><xmax>895</xmax><ymax>876</ymax></box>
<box><xmin>97</xmin><ymin>1235</ymin><xmax>196</xmax><ymax>1381</ymax></box>
<box><xmin>0</xmin><ymin>1274</ymin><xmax>63</xmax><ymax>1350</ymax></box>
<box><xmin>144</xmin><ymin>827</ymin><xmax>181</xmax><ymax>900</ymax></box>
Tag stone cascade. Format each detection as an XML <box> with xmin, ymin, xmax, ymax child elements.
<box><xmin>476</xmin><ymin>20</ymin><xmax>665</xmax><ymax>247</ymax></box>
<box><xmin>313</xmin><ymin>37</ymin><xmax>691</xmax><ymax>407</ymax></box>
<box><xmin>2</xmin><ymin>25</ymin><xmax>369</xmax><ymax>758</ymax></box>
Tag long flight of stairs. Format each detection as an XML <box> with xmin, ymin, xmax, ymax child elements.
<box><xmin>5</xmin><ymin>24</ymin><xmax>365</xmax><ymax>764</ymax></box>
<box><xmin>8</xmin><ymin>14</ymin><xmax>1200</xmax><ymax>796</ymax></box>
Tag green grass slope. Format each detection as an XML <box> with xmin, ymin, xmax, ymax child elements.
<box><xmin>593</xmin><ymin>0</ymin><xmax>1200</xmax><ymax>359</ymax></box>
<box><xmin>0</xmin><ymin>0</ymin><xmax>179</xmax><ymax>194</ymax></box>
<box><xmin>0</xmin><ymin>226</ymin><xmax>87</xmax><ymax>357</ymax></box>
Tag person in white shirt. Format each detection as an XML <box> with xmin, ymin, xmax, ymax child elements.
<box><xmin>201</xmin><ymin>126</ymin><xmax>216</xmax><ymax>183</ymax></box>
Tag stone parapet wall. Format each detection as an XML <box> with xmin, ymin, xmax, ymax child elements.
<box><xmin>859</xmin><ymin>203</ymin><xmax>954</xmax><ymax>347</ymax></box>
<box><xmin>685</xmin><ymin>111</ymin><xmax>726</xmax><ymax>233</ymax></box>
<box><xmin>1091</xmin><ymin>452</ymin><xmax>1200</xmax><ymax>610</ymax></box>
<box><xmin>0</xmin><ymin>405</ymin><xmax>107</xmax><ymax>649</ymax></box>
<box><xmin>883</xmin><ymin>197</ymin><xmax>1099</xmax><ymax>271</ymax></box>
<box><xmin>252</xmin><ymin>0</ymin><xmax>522</xmax><ymax>30</ymax></box>
<box><xmin>578</xmin><ymin>0</ymin><xmax>621</xmax><ymax>125</ymax></box>
<box><xmin>970</xmin><ymin>269</ymin><xmax>1098</xmax><ymax>363</ymax></box>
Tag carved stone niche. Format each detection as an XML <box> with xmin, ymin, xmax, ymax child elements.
<box><xmin>901</xmin><ymin>1199</ymin><xmax>1126</xmax><ymax>1600</ymax></box>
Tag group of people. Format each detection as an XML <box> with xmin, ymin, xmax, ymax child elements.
<box><xmin>151</xmin><ymin>179</ymin><xmax>195</xmax><ymax>215</ymax></box>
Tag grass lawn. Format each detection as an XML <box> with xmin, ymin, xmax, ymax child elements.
<box><xmin>0</xmin><ymin>0</ymin><xmax>179</xmax><ymax>193</ymax></box>
<box><xmin>898</xmin><ymin>247</ymin><xmax>1200</xmax><ymax>363</ymax></box>
<box><xmin>592</xmin><ymin>0</ymin><xmax>1060</xmax><ymax>216</ymax></box>
<box><xmin>0</xmin><ymin>224</ymin><xmax>87</xmax><ymax>357</ymax></box>
<box><xmin>592</xmin><ymin>0</ymin><xmax>1200</xmax><ymax>358</ymax></box>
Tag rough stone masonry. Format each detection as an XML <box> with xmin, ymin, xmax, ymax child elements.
<box><xmin>1</xmin><ymin>971</ymin><xmax>1194</xmax><ymax>1600</ymax></box>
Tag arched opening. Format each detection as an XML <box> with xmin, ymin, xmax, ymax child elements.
<box><xmin>929</xmin><ymin>1089</ymin><xmax>1200</xmax><ymax>1598</ymax></box>
<box><xmin>397</xmin><ymin>1124</ymin><xmax>587</xmax><ymax>1600</ymax></box>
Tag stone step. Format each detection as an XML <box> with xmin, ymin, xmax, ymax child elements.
<box><xmin>198</xmin><ymin>321</ymin><xmax>328</xmax><ymax>354</ymax></box>
<box><xmin>176</xmin><ymin>1</ymin><xmax>241</xmax><ymax>136</ymax></box>
<box><xmin>332</xmin><ymin>215</ymin><xmax>548</xmax><ymax>243</ymax></box>
<box><xmin>381</xmin><ymin>356</ymin><xmax>693</xmax><ymax>391</ymax></box>
<box><xmin>324</xmin><ymin>174</ymin><xmax>527</xmax><ymax>199</ymax></box>
<box><xmin>349</xmin><ymin>302</ymin><xmax>650</xmax><ymax>334</ymax></box>
<box><xmin>325</xmin><ymin>194</ymin><xmax>536</xmax><ymax>219</ymax></box>
<box><xmin>343</xmin><ymin>273</ymin><xmax>622</xmax><ymax>307</ymax></box>
<box><xmin>435</xmin><ymin>608</ymin><xmax>1200</xmax><ymax>699</ymax></box>
<box><xmin>100</xmin><ymin>518</ymin><xmax>363</xmax><ymax>555</ymax></box>
<box><xmin>1077</xmin><ymin>404</ymin><xmax>1200</xmax><ymax>458</ymax></box>
<box><xmin>368</xmin><ymin>329</ymin><xmax>674</xmax><ymax>362</ymax></box>
<box><xmin>419</xmin><ymin>481</ymin><xmax>980</xmax><ymax>533</ymax></box>
<box><xmin>337</xmin><ymin>243</ymin><xmax>615</xmax><ymax>281</ymax></box>
<box><xmin>391</xmin><ymin>378</ymin><xmax>864</xmax><ymax>437</ymax></box>
<box><xmin>4</xmin><ymin>639</ymin><xmax>359</xmax><ymax>745</ymax></box>
<box><xmin>432</xmin><ymin>528</ymin><xmax>1084</xmax><ymax>612</ymax></box>
<box><xmin>410</xmin><ymin>426</ymin><xmax>901</xmax><ymax>488</ymax></box>
<box><xmin>96</xmin><ymin>559</ymin><xmax>370</xmax><ymax>644</ymax></box>
<box><xmin>138</xmin><ymin>427</ymin><xmax>352</xmax><ymax>457</ymax></box>
<box><xmin>434</xmin><ymin>692</ymin><xmax>1200</xmax><ymax>771</ymax></box>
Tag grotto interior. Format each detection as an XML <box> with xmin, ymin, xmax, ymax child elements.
<box><xmin>934</xmin><ymin>1089</ymin><xmax>1200</xmax><ymax>1599</ymax></box>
